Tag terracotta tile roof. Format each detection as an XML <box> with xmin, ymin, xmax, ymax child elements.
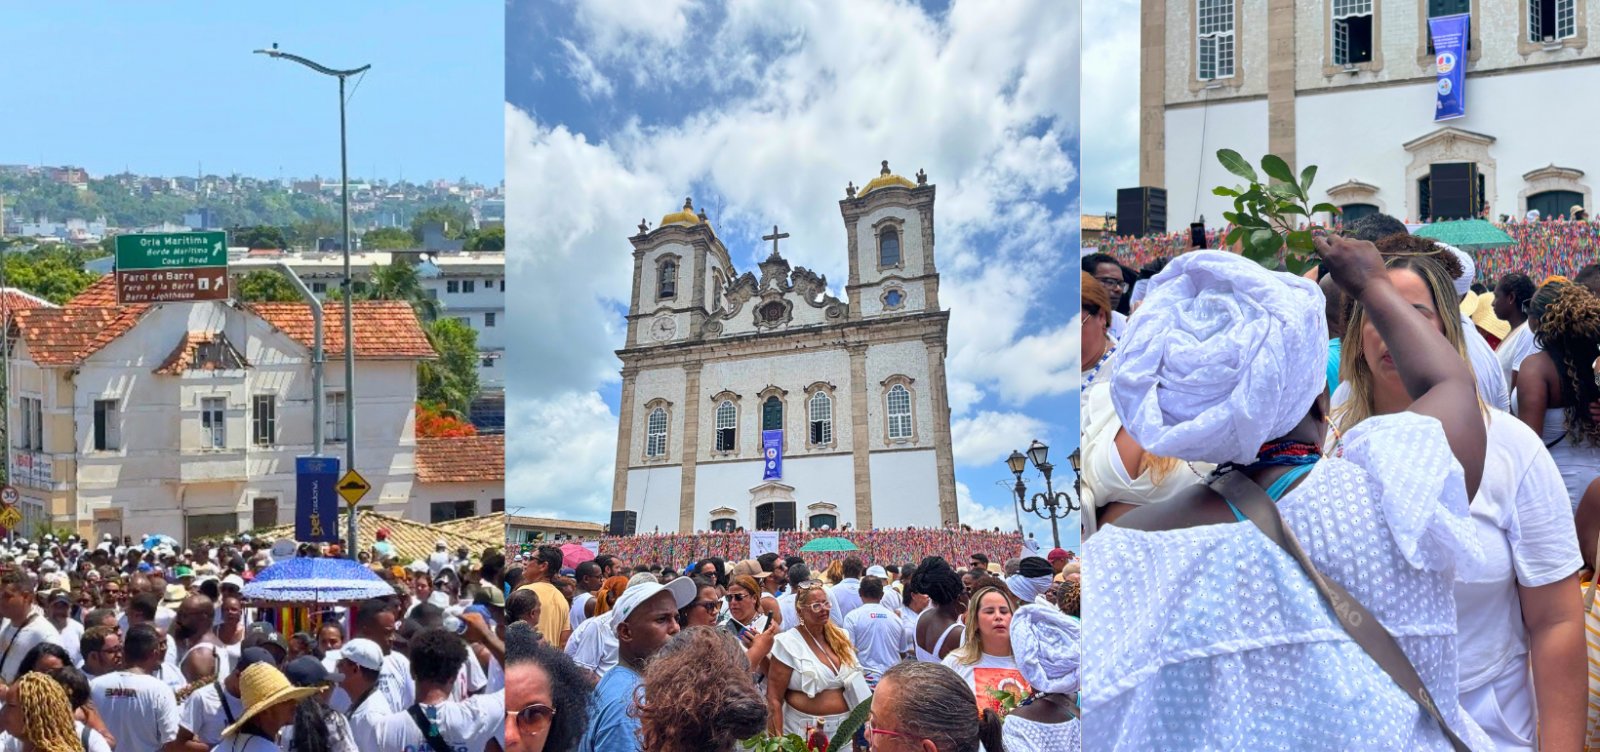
<box><xmin>504</xmin><ymin>514</ymin><xmax>606</xmax><ymax>534</ymax></box>
<box><xmin>153</xmin><ymin>331</ymin><xmax>249</xmax><ymax>375</ymax></box>
<box><xmin>66</xmin><ymin>275</ymin><xmax>119</xmax><ymax>307</ymax></box>
<box><xmin>415</xmin><ymin>435</ymin><xmax>505</xmax><ymax>483</ymax></box>
<box><xmin>251</xmin><ymin>509</ymin><xmax>502</xmax><ymax>564</ymax></box>
<box><xmin>246</xmin><ymin>301</ymin><xmax>436</xmax><ymax>359</ymax></box>
<box><xmin>11</xmin><ymin>306</ymin><xmax>148</xmax><ymax>367</ymax></box>
<box><xmin>0</xmin><ymin>288</ymin><xmax>55</xmax><ymax>313</ymax></box>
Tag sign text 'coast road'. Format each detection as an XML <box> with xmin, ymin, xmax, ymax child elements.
<box><xmin>115</xmin><ymin>231</ymin><xmax>230</xmax><ymax>305</ymax></box>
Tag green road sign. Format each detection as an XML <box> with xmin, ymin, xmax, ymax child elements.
<box><xmin>114</xmin><ymin>232</ymin><xmax>228</xmax><ymax>270</ymax></box>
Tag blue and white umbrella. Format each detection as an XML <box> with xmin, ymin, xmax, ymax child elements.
<box><xmin>241</xmin><ymin>557</ymin><xmax>392</xmax><ymax>604</ymax></box>
<box><xmin>143</xmin><ymin>534</ymin><xmax>178</xmax><ymax>550</ymax></box>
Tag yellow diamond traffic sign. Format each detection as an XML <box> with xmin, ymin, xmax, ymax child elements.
<box><xmin>337</xmin><ymin>470</ymin><xmax>371</xmax><ymax>507</ymax></box>
<box><xmin>0</xmin><ymin>506</ymin><xmax>21</xmax><ymax>528</ymax></box>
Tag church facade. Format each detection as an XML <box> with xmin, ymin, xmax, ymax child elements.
<box><xmin>611</xmin><ymin>162</ymin><xmax>959</xmax><ymax>534</ymax></box>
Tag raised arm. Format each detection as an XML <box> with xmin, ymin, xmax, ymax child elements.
<box><xmin>1318</xmin><ymin>235</ymin><xmax>1487</xmax><ymax>496</ymax></box>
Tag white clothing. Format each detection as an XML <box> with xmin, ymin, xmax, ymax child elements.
<box><xmin>844</xmin><ymin>603</ymin><xmax>904</xmax><ymax>679</ymax></box>
<box><xmin>1463</xmin><ymin>313</ymin><xmax>1513</xmax><ymax>413</ymax></box>
<box><xmin>1083</xmin><ymin>412</ymin><xmax>1491</xmax><ymax>751</ymax></box>
<box><xmin>117</xmin><ymin>606</ymin><xmax>176</xmax><ymax>634</ymax></box>
<box><xmin>901</xmin><ymin>603</ymin><xmax>925</xmax><ymax>659</ymax></box>
<box><xmin>210</xmin><ymin>734</ymin><xmax>277</xmax><ymax>752</ymax></box>
<box><xmin>832</xmin><ymin>578</ymin><xmax>863</xmax><ymax>617</ymax></box>
<box><xmin>941</xmin><ymin>651</ymin><xmax>1030</xmax><ymax>712</ymax></box>
<box><xmin>427</xmin><ymin>550</ymin><xmax>452</xmax><ymax>578</ymax></box>
<box><xmin>1003</xmin><ymin>715</ymin><xmax>1081</xmax><ymax>752</ymax></box>
<box><xmin>91</xmin><ymin>670</ymin><xmax>182</xmax><ymax>751</ymax></box>
<box><xmin>1108</xmin><ymin>310</ymin><xmax>1128</xmax><ymax>341</ymax></box>
<box><xmin>770</xmin><ymin>631</ymin><xmax>864</xmax><ymax>737</ymax></box>
<box><xmin>0</xmin><ymin>608</ymin><xmax>60</xmax><ymax>682</ymax></box>
<box><xmin>878</xmin><ymin>587</ymin><xmax>902</xmax><ymax>614</ymax></box>
<box><xmin>1081</xmin><ymin>381</ymin><xmax>1214</xmax><ymax>539</ymax></box>
<box><xmin>181</xmin><ymin>680</ymin><xmax>247</xmax><ymax>746</ymax></box>
<box><xmin>1534</xmin><ymin>406</ymin><xmax>1600</xmax><ymax>513</ymax></box>
<box><xmin>0</xmin><ymin>721</ymin><xmax>111</xmax><ymax>752</ymax></box>
<box><xmin>346</xmin><ymin>688</ymin><xmax>395</xmax><ymax>750</ymax></box>
<box><xmin>331</xmin><ymin>650</ymin><xmax>412</xmax><ymax>714</ymax></box>
<box><xmin>1454</xmin><ymin>411</ymin><xmax>1581</xmax><ymax>740</ymax></box>
<box><xmin>53</xmin><ymin>617</ymin><xmax>84</xmax><ymax>665</ymax></box>
<box><xmin>451</xmin><ymin>647</ymin><xmax>489</xmax><ymax>701</ymax></box>
<box><xmin>1460</xmin><ymin>658</ymin><xmax>1537</xmax><ymax>751</ymax></box>
<box><xmin>368</xmin><ymin>692</ymin><xmax>504</xmax><ymax>752</ymax></box>
<box><xmin>569</xmin><ymin>591</ymin><xmax>594</xmax><ymax>631</ymax></box>
<box><xmin>777</xmin><ymin>592</ymin><xmax>799</xmax><ymax>631</ymax></box>
<box><xmin>912</xmin><ymin>612</ymin><xmax>963</xmax><ymax>663</ymax></box>
<box><xmin>1497</xmin><ymin>322</ymin><xmax>1538</xmax><ymax>390</ymax></box>
<box><xmin>564</xmin><ymin>614</ymin><xmax>617</xmax><ymax>678</ymax></box>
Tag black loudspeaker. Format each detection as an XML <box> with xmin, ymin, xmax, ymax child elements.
<box><xmin>608</xmin><ymin>510</ymin><xmax>637</xmax><ymax>536</ymax></box>
<box><xmin>773</xmin><ymin>502</ymin><xmax>796</xmax><ymax>531</ymax></box>
<box><xmin>1430</xmin><ymin>163</ymin><xmax>1480</xmax><ymax>220</ymax></box>
<box><xmin>1116</xmin><ymin>187</ymin><xmax>1167</xmax><ymax>237</ymax></box>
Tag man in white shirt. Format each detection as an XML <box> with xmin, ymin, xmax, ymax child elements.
<box><xmin>844</xmin><ymin>576</ymin><xmax>904</xmax><ymax>685</ymax></box>
<box><xmin>865</xmin><ymin>565</ymin><xmax>903</xmax><ymax>613</ymax></box>
<box><xmin>0</xmin><ymin>570</ymin><xmax>62</xmax><ymax>685</ymax></box>
<box><xmin>428</xmin><ymin>540</ymin><xmax>452</xmax><ymax>579</ymax></box>
<box><xmin>336</xmin><ymin>638</ymin><xmax>392</xmax><ymax>750</ymax></box>
<box><xmin>570</xmin><ymin>561</ymin><xmax>601</xmax><ymax>631</ymax></box>
<box><xmin>831</xmin><ymin>557</ymin><xmax>866</xmax><ymax>618</ymax></box>
<box><xmin>89</xmin><ymin>623</ymin><xmax>180</xmax><ymax>751</ymax></box>
<box><xmin>44</xmin><ymin>588</ymin><xmax>84</xmax><ymax>665</ymax></box>
<box><xmin>171</xmin><ymin>646</ymin><xmax>270</xmax><ymax>749</ymax></box>
<box><xmin>330</xmin><ymin>598</ymin><xmax>414</xmax><ymax>713</ymax></box>
<box><xmin>368</xmin><ymin>627</ymin><xmax>503</xmax><ymax>750</ymax></box>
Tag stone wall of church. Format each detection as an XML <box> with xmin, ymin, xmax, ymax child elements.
<box><xmin>623</xmin><ymin>464</ymin><xmax>684</xmax><ymax>534</ymax></box>
<box><xmin>863</xmin><ymin>339</ymin><xmax>939</xmax><ymax>449</ymax></box>
<box><xmin>635</xmin><ymin>239</ymin><xmax>696</xmax><ymax>318</ymax></box>
<box><xmin>628</xmin><ymin>367</ymin><xmax>686</xmax><ymax>463</ymax></box>
<box><xmin>695</xmin><ymin>348</ymin><xmax>856</xmax><ymax>460</ymax></box>
<box><xmin>852</xmin><ymin>204</ymin><xmax>929</xmax><ymax>288</ymax></box>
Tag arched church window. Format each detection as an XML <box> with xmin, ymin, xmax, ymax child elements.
<box><xmin>808</xmin><ymin>391</ymin><xmax>832</xmax><ymax>445</ymax></box>
<box><xmin>879</xmin><ymin>227</ymin><xmax>901</xmax><ymax>267</ymax></box>
<box><xmin>887</xmin><ymin>384</ymin><xmax>912</xmax><ymax>439</ymax></box>
<box><xmin>762</xmin><ymin>396</ymin><xmax>783</xmax><ymax>432</ymax></box>
<box><xmin>715</xmin><ymin>400</ymin><xmax>737</xmax><ymax>452</ymax></box>
<box><xmin>646</xmin><ymin>407</ymin><xmax>668</xmax><ymax>457</ymax></box>
<box><xmin>658</xmin><ymin>259</ymin><xmax>677</xmax><ymax>300</ymax></box>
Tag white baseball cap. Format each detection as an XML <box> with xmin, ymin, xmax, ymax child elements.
<box><xmin>339</xmin><ymin>638</ymin><xmax>384</xmax><ymax>672</ymax></box>
<box><xmin>866</xmin><ymin>565</ymin><xmax>887</xmax><ymax>578</ymax></box>
<box><xmin>610</xmin><ymin>577</ymin><xmax>697</xmax><ymax>633</ymax></box>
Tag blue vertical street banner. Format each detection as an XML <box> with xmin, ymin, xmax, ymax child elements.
<box><xmin>1430</xmin><ymin>13</ymin><xmax>1469</xmax><ymax>121</ymax></box>
<box><xmin>296</xmin><ymin>456</ymin><xmax>340</xmax><ymax>543</ymax></box>
<box><xmin>762</xmin><ymin>430</ymin><xmax>783</xmax><ymax>480</ymax></box>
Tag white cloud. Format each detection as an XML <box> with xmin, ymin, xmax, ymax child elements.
<box><xmin>558</xmin><ymin>39</ymin><xmax>614</xmax><ymax>100</ymax></box>
<box><xmin>571</xmin><ymin>0</ymin><xmax>702</xmax><ymax>50</ymax></box>
<box><xmin>952</xmin><ymin>411</ymin><xmax>1049</xmax><ymax>467</ymax></box>
<box><xmin>1081</xmin><ymin>0</ymin><xmax>1140</xmax><ymax>214</ymax></box>
<box><xmin>505</xmin><ymin>390</ymin><xmax>617</xmax><ymax>520</ymax></box>
<box><xmin>956</xmin><ymin>481</ymin><xmax>1020</xmax><ymax>533</ymax></box>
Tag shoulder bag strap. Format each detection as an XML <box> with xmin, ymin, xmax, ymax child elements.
<box><xmin>1210</xmin><ymin>470</ymin><xmax>1472</xmax><ymax>752</ymax></box>
<box><xmin>407</xmin><ymin>703</ymin><xmax>454</xmax><ymax>752</ymax></box>
<box><xmin>214</xmin><ymin>679</ymin><xmax>235</xmax><ymax>725</ymax></box>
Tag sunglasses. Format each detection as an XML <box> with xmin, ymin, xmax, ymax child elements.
<box><xmin>508</xmin><ymin>703</ymin><xmax>556</xmax><ymax>732</ymax></box>
<box><xmin>690</xmin><ymin>600</ymin><xmax>719</xmax><ymax>613</ymax></box>
<box><xmin>728</xmin><ymin>592</ymin><xmax>750</xmax><ymax>603</ymax></box>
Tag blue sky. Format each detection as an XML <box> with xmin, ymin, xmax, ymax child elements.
<box><xmin>504</xmin><ymin>0</ymin><xmax>1083</xmax><ymax>549</ymax></box>
<box><xmin>0</xmin><ymin>2</ymin><xmax>502</xmax><ymax>183</ymax></box>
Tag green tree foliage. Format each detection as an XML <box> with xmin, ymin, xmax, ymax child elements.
<box><xmin>290</xmin><ymin>219</ymin><xmax>343</xmax><ymax>250</ymax></box>
<box><xmin>1</xmin><ymin>244</ymin><xmax>102</xmax><ymax>304</ymax></box>
<box><xmin>410</xmin><ymin>204</ymin><xmax>473</xmax><ymax>242</ymax></box>
<box><xmin>362</xmin><ymin>227</ymin><xmax>416</xmax><ymax>250</ymax></box>
<box><xmin>463</xmin><ymin>225</ymin><xmax>504</xmax><ymax>252</ymax></box>
<box><xmin>418</xmin><ymin>318</ymin><xmax>479</xmax><ymax>416</ymax></box>
<box><xmin>360</xmin><ymin>257</ymin><xmax>440</xmax><ymax>322</ymax></box>
<box><xmin>231</xmin><ymin>225</ymin><xmax>289</xmax><ymax>250</ymax></box>
<box><xmin>234</xmin><ymin>270</ymin><xmax>303</xmax><ymax>303</ymax></box>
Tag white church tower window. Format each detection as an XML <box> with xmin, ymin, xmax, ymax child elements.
<box><xmin>808</xmin><ymin>391</ymin><xmax>833</xmax><ymax>446</ymax></box>
<box><xmin>715</xmin><ymin>400</ymin><xmax>737</xmax><ymax>452</ymax></box>
<box><xmin>646</xmin><ymin>406</ymin><xmax>668</xmax><ymax>457</ymax></box>
<box><xmin>887</xmin><ymin>384</ymin><xmax>913</xmax><ymax>440</ymax></box>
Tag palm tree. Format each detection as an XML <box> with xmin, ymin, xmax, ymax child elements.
<box><xmin>359</xmin><ymin>256</ymin><xmax>440</xmax><ymax>323</ymax></box>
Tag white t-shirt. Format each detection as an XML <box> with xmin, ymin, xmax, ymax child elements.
<box><xmin>368</xmin><ymin>692</ymin><xmax>504</xmax><ymax>752</ymax></box>
<box><xmin>1463</xmin><ymin>314</ymin><xmax>1512</xmax><ymax>413</ymax></box>
<box><xmin>346</xmin><ymin>686</ymin><xmax>396</xmax><ymax>750</ymax></box>
<box><xmin>1109</xmin><ymin>310</ymin><xmax>1129</xmax><ymax>341</ymax></box>
<box><xmin>940</xmin><ymin>651</ymin><xmax>1030</xmax><ymax>711</ymax></box>
<box><xmin>209</xmin><ymin>734</ymin><xmax>278</xmax><ymax>752</ymax></box>
<box><xmin>1496</xmin><ymin>322</ymin><xmax>1538</xmax><ymax>392</ymax></box>
<box><xmin>54</xmin><ymin>617</ymin><xmax>85</xmax><ymax>665</ymax></box>
<box><xmin>844</xmin><ymin>603</ymin><xmax>905</xmax><ymax>677</ymax></box>
<box><xmin>564</xmin><ymin>614</ymin><xmax>617</xmax><ymax>678</ymax></box>
<box><xmin>181</xmin><ymin>680</ymin><xmax>246</xmax><ymax>746</ymax></box>
<box><xmin>117</xmin><ymin>606</ymin><xmax>177</xmax><ymax>634</ymax></box>
<box><xmin>1454</xmin><ymin>411</ymin><xmax>1582</xmax><ymax>743</ymax></box>
<box><xmin>91</xmin><ymin>670</ymin><xmax>181</xmax><ymax>751</ymax></box>
<box><xmin>0</xmin><ymin>721</ymin><xmax>111</xmax><ymax>752</ymax></box>
<box><xmin>569</xmin><ymin>592</ymin><xmax>594</xmax><ymax>631</ymax></box>
<box><xmin>0</xmin><ymin>609</ymin><xmax>60</xmax><ymax>682</ymax></box>
<box><xmin>330</xmin><ymin>650</ymin><xmax>413</xmax><ymax>713</ymax></box>
<box><xmin>427</xmin><ymin>551</ymin><xmax>452</xmax><ymax>579</ymax></box>
<box><xmin>832</xmin><ymin>579</ymin><xmax>863</xmax><ymax>618</ymax></box>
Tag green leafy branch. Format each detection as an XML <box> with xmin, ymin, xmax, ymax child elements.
<box><xmin>1214</xmin><ymin>149</ymin><xmax>1340</xmax><ymax>275</ymax></box>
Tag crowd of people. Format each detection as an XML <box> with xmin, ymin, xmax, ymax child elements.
<box><xmin>500</xmin><ymin>543</ymin><xmax>1082</xmax><ymax>751</ymax></box>
<box><xmin>1080</xmin><ymin>210</ymin><xmax>1600</xmax><ymax>750</ymax></box>
<box><xmin>0</xmin><ymin>531</ymin><xmax>509</xmax><ymax>751</ymax></box>
<box><xmin>567</xmin><ymin>528</ymin><xmax>1030</xmax><ymax>573</ymax></box>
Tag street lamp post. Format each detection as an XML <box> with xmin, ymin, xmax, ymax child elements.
<box><xmin>256</xmin><ymin>46</ymin><xmax>370</xmax><ymax>561</ymax></box>
<box><xmin>1007</xmin><ymin>440</ymin><xmax>1082</xmax><ymax>549</ymax></box>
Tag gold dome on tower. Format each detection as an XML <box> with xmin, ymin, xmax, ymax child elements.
<box><xmin>660</xmin><ymin>197</ymin><xmax>704</xmax><ymax>227</ymax></box>
<box><xmin>858</xmin><ymin>160</ymin><xmax>916</xmax><ymax>196</ymax></box>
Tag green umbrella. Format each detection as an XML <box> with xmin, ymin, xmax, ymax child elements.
<box><xmin>798</xmin><ymin>537</ymin><xmax>859</xmax><ymax>553</ymax></box>
<box><xmin>1413</xmin><ymin>219</ymin><xmax>1514</xmax><ymax>251</ymax></box>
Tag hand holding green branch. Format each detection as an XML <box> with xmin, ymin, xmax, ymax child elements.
<box><xmin>1214</xmin><ymin>149</ymin><xmax>1341</xmax><ymax>275</ymax></box>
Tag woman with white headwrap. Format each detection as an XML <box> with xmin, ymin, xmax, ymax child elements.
<box><xmin>1336</xmin><ymin>254</ymin><xmax>1585</xmax><ymax>751</ymax></box>
<box><xmin>1003</xmin><ymin>604</ymin><xmax>1080</xmax><ymax>751</ymax></box>
<box><xmin>1084</xmin><ymin>237</ymin><xmax>1493</xmax><ymax>750</ymax></box>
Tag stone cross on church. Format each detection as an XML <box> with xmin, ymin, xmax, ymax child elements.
<box><xmin>762</xmin><ymin>225</ymin><xmax>789</xmax><ymax>258</ymax></box>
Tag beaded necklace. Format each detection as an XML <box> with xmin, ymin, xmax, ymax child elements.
<box><xmin>1247</xmin><ymin>440</ymin><xmax>1322</xmax><ymax>468</ymax></box>
<box><xmin>1082</xmin><ymin>341</ymin><xmax>1115</xmax><ymax>390</ymax></box>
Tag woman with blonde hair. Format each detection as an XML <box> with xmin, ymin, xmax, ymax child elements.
<box><xmin>940</xmin><ymin>586</ymin><xmax>1028</xmax><ymax>717</ymax></box>
<box><xmin>765</xmin><ymin>581</ymin><xmax>864</xmax><ymax>738</ymax></box>
<box><xmin>1</xmin><ymin>673</ymin><xmax>86</xmax><ymax>752</ymax></box>
<box><xmin>1335</xmin><ymin>252</ymin><xmax>1583</xmax><ymax>750</ymax></box>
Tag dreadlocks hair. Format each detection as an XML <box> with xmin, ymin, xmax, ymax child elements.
<box><xmin>909</xmin><ymin>557</ymin><xmax>964</xmax><ymax>607</ymax></box>
<box><xmin>1533</xmin><ymin>284</ymin><xmax>1600</xmax><ymax>447</ymax></box>
<box><xmin>12</xmin><ymin>672</ymin><xmax>83</xmax><ymax>752</ymax></box>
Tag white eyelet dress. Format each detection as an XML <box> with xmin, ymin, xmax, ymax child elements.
<box><xmin>1082</xmin><ymin>412</ymin><xmax>1492</xmax><ymax>751</ymax></box>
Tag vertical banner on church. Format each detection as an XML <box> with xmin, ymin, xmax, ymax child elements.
<box><xmin>762</xmin><ymin>430</ymin><xmax>784</xmax><ymax>480</ymax></box>
<box><xmin>750</xmin><ymin>531</ymin><xmax>779</xmax><ymax>559</ymax></box>
<box><xmin>1430</xmin><ymin>13</ymin><xmax>1468</xmax><ymax>122</ymax></box>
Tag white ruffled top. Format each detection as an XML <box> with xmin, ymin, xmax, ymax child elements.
<box><xmin>770</xmin><ymin>629</ymin><xmax>862</xmax><ymax>699</ymax></box>
<box><xmin>1082</xmin><ymin>412</ymin><xmax>1490</xmax><ymax>751</ymax></box>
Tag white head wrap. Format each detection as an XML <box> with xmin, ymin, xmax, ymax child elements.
<box><xmin>1111</xmin><ymin>251</ymin><xmax>1328</xmax><ymax>465</ymax></box>
<box><xmin>1439</xmin><ymin>243</ymin><xmax>1474</xmax><ymax>297</ymax></box>
<box><xmin>1010</xmin><ymin>605</ymin><xmax>1080</xmax><ymax>694</ymax></box>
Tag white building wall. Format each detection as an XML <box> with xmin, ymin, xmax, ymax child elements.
<box><xmin>630</xmin><ymin>367</ymin><xmax>687</xmax><ymax>461</ymax></box>
<box><xmin>862</xmin><ymin>340</ymin><xmax>938</xmax><ymax>448</ymax></box>
<box><xmin>408</xmin><ymin>481</ymin><xmax>503</xmax><ymax>523</ymax></box>
<box><xmin>1163</xmin><ymin>98</ymin><xmax>1273</xmax><ymax>226</ymax></box>
<box><xmin>697</xmin><ymin>350</ymin><xmax>854</xmax><ymax>460</ymax></box>
<box><xmin>868</xmin><ymin>450</ymin><xmax>943</xmax><ymax>528</ymax></box>
<box><xmin>692</xmin><ymin>455</ymin><xmax>857</xmax><ymax>531</ymax></box>
<box><xmin>624</xmin><ymin>465</ymin><xmax>683</xmax><ymax>534</ymax></box>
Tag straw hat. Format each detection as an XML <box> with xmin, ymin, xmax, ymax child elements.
<box><xmin>221</xmin><ymin>662</ymin><xmax>321</xmax><ymax>738</ymax></box>
<box><xmin>1461</xmin><ymin>291</ymin><xmax>1511</xmax><ymax>340</ymax></box>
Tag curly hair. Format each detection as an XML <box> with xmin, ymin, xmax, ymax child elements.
<box><xmin>909</xmin><ymin>557</ymin><xmax>964</xmax><ymax>607</ymax></box>
<box><xmin>507</xmin><ymin>627</ymin><xmax>593</xmax><ymax>752</ymax></box>
<box><xmin>636</xmin><ymin>627</ymin><xmax>767</xmax><ymax>752</ymax></box>
<box><xmin>1056</xmin><ymin>578</ymin><xmax>1080</xmax><ymax>617</ymax></box>
<box><xmin>1533</xmin><ymin>284</ymin><xmax>1600</xmax><ymax>446</ymax></box>
<box><xmin>12</xmin><ymin>672</ymin><xmax>82</xmax><ymax>752</ymax></box>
